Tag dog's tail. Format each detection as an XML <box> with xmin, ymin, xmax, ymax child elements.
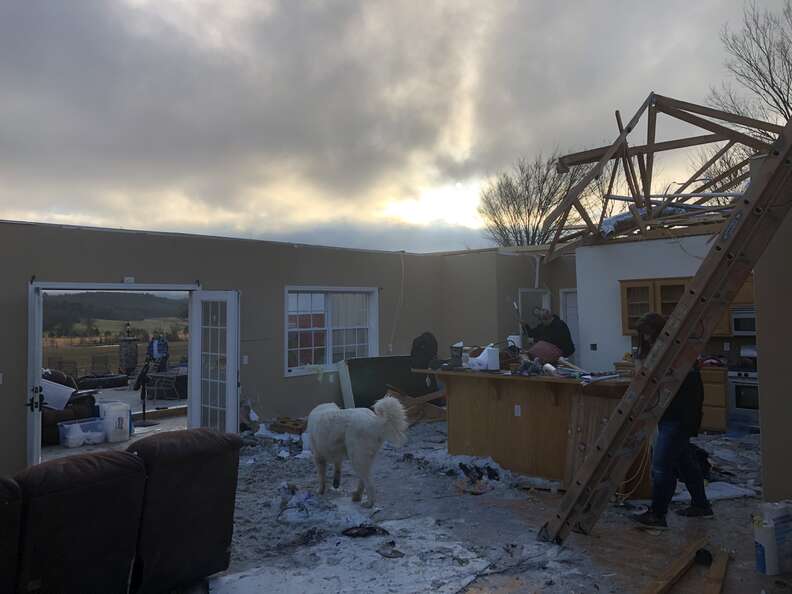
<box><xmin>373</xmin><ymin>395</ymin><xmax>408</xmax><ymax>446</ymax></box>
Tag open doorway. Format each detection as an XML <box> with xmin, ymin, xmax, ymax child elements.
<box><xmin>27</xmin><ymin>282</ymin><xmax>240</xmax><ymax>466</ymax></box>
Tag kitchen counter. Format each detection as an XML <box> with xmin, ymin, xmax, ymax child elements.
<box><xmin>417</xmin><ymin>369</ymin><xmax>650</xmax><ymax>497</ymax></box>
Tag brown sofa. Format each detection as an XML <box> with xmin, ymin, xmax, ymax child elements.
<box><xmin>127</xmin><ymin>429</ymin><xmax>242</xmax><ymax>594</ymax></box>
<box><xmin>14</xmin><ymin>451</ymin><xmax>146</xmax><ymax>594</ymax></box>
<box><xmin>0</xmin><ymin>477</ymin><xmax>21</xmax><ymax>594</ymax></box>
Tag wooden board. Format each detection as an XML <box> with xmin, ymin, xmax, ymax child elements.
<box><xmin>639</xmin><ymin>537</ymin><xmax>709</xmax><ymax>594</ymax></box>
<box><xmin>703</xmin><ymin>548</ymin><xmax>730</xmax><ymax>594</ymax></box>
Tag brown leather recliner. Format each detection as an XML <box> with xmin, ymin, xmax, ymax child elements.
<box><xmin>0</xmin><ymin>477</ymin><xmax>21</xmax><ymax>594</ymax></box>
<box><xmin>14</xmin><ymin>451</ymin><xmax>146</xmax><ymax>594</ymax></box>
<box><xmin>127</xmin><ymin>429</ymin><xmax>242</xmax><ymax>594</ymax></box>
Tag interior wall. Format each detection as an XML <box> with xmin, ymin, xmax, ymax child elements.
<box><xmin>755</xmin><ymin>208</ymin><xmax>792</xmax><ymax>501</ymax></box>
<box><xmin>575</xmin><ymin>236</ymin><xmax>712</xmax><ymax>370</ymax></box>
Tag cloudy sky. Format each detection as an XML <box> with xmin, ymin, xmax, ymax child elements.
<box><xmin>0</xmin><ymin>0</ymin><xmax>781</xmax><ymax>251</ymax></box>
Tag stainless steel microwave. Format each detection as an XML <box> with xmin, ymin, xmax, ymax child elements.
<box><xmin>730</xmin><ymin>306</ymin><xmax>757</xmax><ymax>336</ymax></box>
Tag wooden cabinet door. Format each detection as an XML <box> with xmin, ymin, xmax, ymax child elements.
<box><xmin>620</xmin><ymin>280</ymin><xmax>655</xmax><ymax>335</ymax></box>
<box><xmin>654</xmin><ymin>277</ymin><xmax>691</xmax><ymax>318</ymax></box>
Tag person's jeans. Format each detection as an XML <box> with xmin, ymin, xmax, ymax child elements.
<box><xmin>651</xmin><ymin>420</ymin><xmax>709</xmax><ymax>517</ymax></box>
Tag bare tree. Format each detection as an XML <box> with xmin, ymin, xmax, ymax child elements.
<box><xmin>688</xmin><ymin>2</ymin><xmax>792</xmax><ymax>200</ymax></box>
<box><xmin>478</xmin><ymin>152</ymin><xmax>618</xmax><ymax>246</ymax></box>
<box><xmin>710</xmin><ymin>1</ymin><xmax>792</xmax><ymax>127</ymax></box>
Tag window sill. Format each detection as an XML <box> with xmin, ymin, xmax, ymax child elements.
<box><xmin>285</xmin><ymin>364</ymin><xmax>340</xmax><ymax>378</ymax></box>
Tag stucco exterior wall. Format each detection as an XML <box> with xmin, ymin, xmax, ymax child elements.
<box><xmin>755</xmin><ymin>209</ymin><xmax>792</xmax><ymax>501</ymax></box>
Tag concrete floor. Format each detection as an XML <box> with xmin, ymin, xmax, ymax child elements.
<box><xmin>220</xmin><ymin>421</ymin><xmax>791</xmax><ymax>594</ymax></box>
<box><xmin>41</xmin><ymin>414</ymin><xmax>187</xmax><ymax>462</ymax></box>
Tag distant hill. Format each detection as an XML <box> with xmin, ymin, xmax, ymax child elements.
<box><xmin>44</xmin><ymin>292</ymin><xmax>188</xmax><ymax>334</ymax></box>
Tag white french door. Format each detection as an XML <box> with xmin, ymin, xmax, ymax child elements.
<box><xmin>26</xmin><ymin>284</ymin><xmax>44</xmax><ymax>465</ymax></box>
<box><xmin>188</xmin><ymin>291</ymin><xmax>240</xmax><ymax>433</ymax></box>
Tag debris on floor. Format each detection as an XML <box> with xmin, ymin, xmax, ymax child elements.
<box><xmin>225</xmin><ymin>420</ymin><xmax>780</xmax><ymax>593</ymax></box>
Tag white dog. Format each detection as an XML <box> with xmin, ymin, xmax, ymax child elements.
<box><xmin>306</xmin><ymin>396</ymin><xmax>407</xmax><ymax>508</ymax></box>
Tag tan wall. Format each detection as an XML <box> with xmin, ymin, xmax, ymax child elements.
<box><xmin>755</xmin><ymin>209</ymin><xmax>792</xmax><ymax>501</ymax></box>
<box><xmin>0</xmin><ymin>222</ymin><xmax>446</xmax><ymax>475</ymax></box>
<box><xmin>436</xmin><ymin>251</ymin><xmax>498</xmax><ymax>354</ymax></box>
<box><xmin>0</xmin><ymin>220</ymin><xmax>577</xmax><ymax>476</ymax></box>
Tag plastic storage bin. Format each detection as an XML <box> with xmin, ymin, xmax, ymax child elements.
<box><xmin>57</xmin><ymin>418</ymin><xmax>106</xmax><ymax>448</ymax></box>
<box><xmin>98</xmin><ymin>401</ymin><xmax>134</xmax><ymax>438</ymax></box>
<box><xmin>102</xmin><ymin>402</ymin><xmax>131</xmax><ymax>443</ymax></box>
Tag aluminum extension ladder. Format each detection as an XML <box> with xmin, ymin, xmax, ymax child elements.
<box><xmin>538</xmin><ymin>122</ymin><xmax>792</xmax><ymax>544</ymax></box>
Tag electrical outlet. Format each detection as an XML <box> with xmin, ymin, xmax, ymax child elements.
<box><xmin>242</xmin><ymin>355</ymin><xmax>249</xmax><ymax>365</ymax></box>
<box><xmin>514</xmin><ymin>404</ymin><xmax>522</xmax><ymax>417</ymax></box>
<box><xmin>723</xmin><ymin>342</ymin><xmax>731</xmax><ymax>352</ymax></box>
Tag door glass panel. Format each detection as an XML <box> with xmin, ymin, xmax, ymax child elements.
<box><xmin>200</xmin><ymin>300</ymin><xmax>228</xmax><ymax>431</ymax></box>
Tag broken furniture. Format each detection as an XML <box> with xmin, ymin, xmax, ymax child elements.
<box><xmin>385</xmin><ymin>385</ymin><xmax>446</xmax><ymax>425</ymax></box>
<box><xmin>13</xmin><ymin>450</ymin><xmax>147</xmax><ymax>594</ymax></box>
<box><xmin>338</xmin><ymin>355</ymin><xmax>437</xmax><ymax>408</ymax></box>
<box><xmin>40</xmin><ymin>371</ymin><xmax>99</xmax><ymax>446</ymax></box>
<box><xmin>0</xmin><ymin>478</ymin><xmax>21</xmax><ymax>594</ymax></box>
<box><xmin>127</xmin><ymin>429</ymin><xmax>242</xmax><ymax>594</ymax></box>
<box><xmin>423</xmin><ymin>370</ymin><xmax>651</xmax><ymax>497</ymax></box>
<box><xmin>268</xmin><ymin>417</ymin><xmax>307</xmax><ymax>434</ymax></box>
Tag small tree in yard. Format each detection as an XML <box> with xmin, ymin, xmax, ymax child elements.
<box><xmin>478</xmin><ymin>152</ymin><xmax>617</xmax><ymax>247</ymax></box>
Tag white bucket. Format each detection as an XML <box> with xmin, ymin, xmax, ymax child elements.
<box><xmin>103</xmin><ymin>402</ymin><xmax>131</xmax><ymax>443</ymax></box>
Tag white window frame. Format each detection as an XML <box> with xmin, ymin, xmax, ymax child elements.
<box><xmin>284</xmin><ymin>286</ymin><xmax>379</xmax><ymax>377</ymax></box>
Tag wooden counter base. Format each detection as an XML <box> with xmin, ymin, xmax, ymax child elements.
<box><xmin>420</xmin><ymin>370</ymin><xmax>652</xmax><ymax>498</ymax></box>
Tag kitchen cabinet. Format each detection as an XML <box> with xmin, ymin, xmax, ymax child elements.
<box><xmin>620</xmin><ymin>275</ymin><xmax>754</xmax><ymax>337</ymax></box>
<box><xmin>700</xmin><ymin>366</ymin><xmax>728</xmax><ymax>432</ymax></box>
<box><xmin>620</xmin><ymin>278</ymin><xmax>689</xmax><ymax>335</ymax></box>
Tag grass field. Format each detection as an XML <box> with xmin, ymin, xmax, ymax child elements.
<box><xmin>71</xmin><ymin>317</ymin><xmax>188</xmax><ymax>335</ymax></box>
<box><xmin>44</xmin><ymin>341</ymin><xmax>188</xmax><ymax>377</ymax></box>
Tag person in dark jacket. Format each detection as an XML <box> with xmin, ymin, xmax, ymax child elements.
<box><xmin>632</xmin><ymin>312</ymin><xmax>712</xmax><ymax>529</ymax></box>
<box><xmin>521</xmin><ymin>308</ymin><xmax>575</xmax><ymax>357</ymax></box>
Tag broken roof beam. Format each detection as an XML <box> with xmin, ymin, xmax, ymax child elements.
<box><xmin>689</xmin><ymin>157</ymin><xmax>751</xmax><ymax>195</ymax></box>
<box><xmin>653</xmin><ymin>94</ymin><xmax>784</xmax><ymax>135</ymax></box>
<box><xmin>654</xmin><ymin>99</ymin><xmax>772</xmax><ymax>153</ymax></box>
<box><xmin>557</xmin><ymin>134</ymin><xmax>725</xmax><ymax>172</ymax></box>
<box><xmin>643</xmin><ymin>102</ymin><xmax>657</xmax><ymax>201</ymax></box>
<box><xmin>544</xmin><ymin>93</ymin><xmax>654</xmax><ymax>232</ymax></box>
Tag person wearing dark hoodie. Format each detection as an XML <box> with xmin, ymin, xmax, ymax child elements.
<box><xmin>521</xmin><ymin>308</ymin><xmax>575</xmax><ymax>357</ymax></box>
<box><xmin>632</xmin><ymin>312</ymin><xmax>713</xmax><ymax>529</ymax></box>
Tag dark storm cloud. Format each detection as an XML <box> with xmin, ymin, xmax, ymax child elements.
<box><xmin>0</xmin><ymin>0</ymin><xmax>783</xmax><ymax>250</ymax></box>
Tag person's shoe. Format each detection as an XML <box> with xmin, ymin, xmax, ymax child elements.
<box><xmin>675</xmin><ymin>505</ymin><xmax>714</xmax><ymax>518</ymax></box>
<box><xmin>632</xmin><ymin>510</ymin><xmax>668</xmax><ymax>529</ymax></box>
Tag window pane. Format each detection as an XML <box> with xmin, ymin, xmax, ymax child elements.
<box><xmin>299</xmin><ymin>331</ymin><xmax>313</xmax><ymax>348</ymax></box>
<box><xmin>288</xmin><ymin>350</ymin><xmax>298</xmax><ymax>368</ymax></box>
<box><xmin>332</xmin><ymin>347</ymin><xmax>344</xmax><ymax>363</ymax></box>
<box><xmin>312</xmin><ymin>293</ymin><xmax>325</xmax><ymax>312</ymax></box>
<box><xmin>298</xmin><ymin>293</ymin><xmax>311</xmax><ymax>312</ymax></box>
<box><xmin>345</xmin><ymin>348</ymin><xmax>356</xmax><ymax>360</ymax></box>
<box><xmin>218</xmin><ymin>302</ymin><xmax>227</xmax><ymax>326</ymax></box>
<box><xmin>357</xmin><ymin>328</ymin><xmax>367</xmax><ymax>344</ymax></box>
<box><xmin>299</xmin><ymin>349</ymin><xmax>313</xmax><ymax>366</ymax></box>
<box><xmin>315</xmin><ymin>348</ymin><xmax>326</xmax><ymax>364</ymax></box>
<box><xmin>288</xmin><ymin>315</ymin><xmax>298</xmax><ymax>330</ymax></box>
<box><xmin>311</xmin><ymin>313</ymin><xmax>325</xmax><ymax>328</ymax></box>
<box><xmin>298</xmin><ymin>314</ymin><xmax>312</xmax><ymax>329</ymax></box>
<box><xmin>314</xmin><ymin>331</ymin><xmax>326</xmax><ymax>347</ymax></box>
<box><xmin>356</xmin><ymin>344</ymin><xmax>368</xmax><ymax>357</ymax></box>
<box><xmin>288</xmin><ymin>331</ymin><xmax>298</xmax><ymax>349</ymax></box>
<box><xmin>332</xmin><ymin>329</ymin><xmax>343</xmax><ymax>346</ymax></box>
<box><xmin>288</xmin><ymin>293</ymin><xmax>298</xmax><ymax>313</ymax></box>
<box><xmin>218</xmin><ymin>409</ymin><xmax>226</xmax><ymax>431</ymax></box>
<box><xmin>345</xmin><ymin>329</ymin><xmax>356</xmax><ymax>344</ymax></box>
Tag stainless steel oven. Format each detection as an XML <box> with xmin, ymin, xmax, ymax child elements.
<box><xmin>730</xmin><ymin>306</ymin><xmax>757</xmax><ymax>336</ymax></box>
<box><xmin>728</xmin><ymin>370</ymin><xmax>759</xmax><ymax>426</ymax></box>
